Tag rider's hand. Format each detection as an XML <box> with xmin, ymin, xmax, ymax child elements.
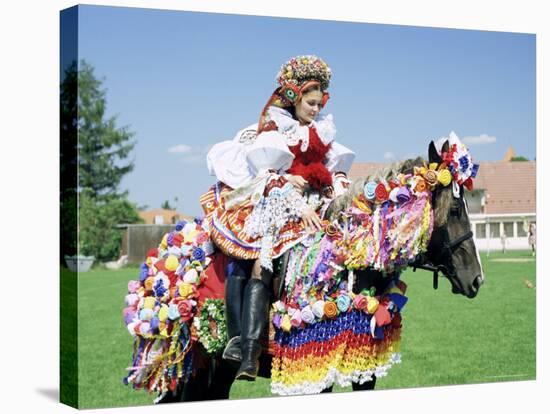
<box><xmin>284</xmin><ymin>174</ymin><xmax>308</xmax><ymax>193</ymax></box>
<box><xmin>302</xmin><ymin>206</ymin><xmax>323</xmax><ymax>233</ymax></box>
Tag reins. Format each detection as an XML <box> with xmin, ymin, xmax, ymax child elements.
<box><xmin>409</xmin><ymin>225</ymin><xmax>473</xmax><ymax>290</ymax></box>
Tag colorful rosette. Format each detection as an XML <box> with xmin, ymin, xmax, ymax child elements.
<box><xmin>438</xmin><ymin>132</ymin><xmax>479</xmax><ymax>189</ymax></box>
<box><xmin>123</xmin><ymin>218</ymin><xmax>221</xmax><ymax>396</ymax></box>
<box><xmin>274</xmin><ymin>227</ymin><xmax>408</xmax><ymax>330</ymax></box>
<box><xmin>272</xmin><ymin>221</ymin><xmax>409</xmax><ymax>396</ymax></box>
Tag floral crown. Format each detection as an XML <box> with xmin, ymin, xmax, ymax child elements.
<box><xmin>273</xmin><ymin>55</ymin><xmax>332</xmax><ymax>107</ymax></box>
<box><xmin>257</xmin><ymin>55</ymin><xmax>332</xmax><ymax>132</ymax></box>
<box><xmin>276</xmin><ymin>55</ymin><xmax>332</xmax><ymax>90</ymax></box>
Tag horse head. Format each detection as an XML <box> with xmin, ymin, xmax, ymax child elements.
<box><xmin>421</xmin><ymin>139</ymin><xmax>484</xmax><ymax>298</ymax></box>
<box><xmin>325</xmin><ymin>134</ymin><xmax>484</xmax><ymax>298</ymax></box>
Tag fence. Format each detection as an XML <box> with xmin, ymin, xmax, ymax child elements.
<box><xmin>119</xmin><ymin>224</ymin><xmax>175</xmax><ymax>264</ymax></box>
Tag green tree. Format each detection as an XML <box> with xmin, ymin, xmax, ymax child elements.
<box><xmin>60</xmin><ymin>61</ymin><xmax>79</xmax><ymax>260</ymax></box>
<box><xmin>78</xmin><ymin>193</ymin><xmax>142</xmax><ymax>261</ymax></box>
<box><xmin>60</xmin><ymin>60</ymin><xmax>142</xmax><ymax>263</ymax></box>
<box><xmin>510</xmin><ymin>156</ymin><xmax>529</xmax><ymax>162</ymax></box>
<box><xmin>77</xmin><ymin>60</ymin><xmax>136</xmax><ymax>200</ymax></box>
<box><xmin>161</xmin><ymin>198</ymin><xmax>178</xmax><ymax>210</ymax></box>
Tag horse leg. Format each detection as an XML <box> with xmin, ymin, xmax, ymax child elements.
<box><xmin>318</xmin><ymin>378</ymin><xmax>376</xmax><ymax>394</ymax></box>
<box><xmin>156</xmin><ymin>365</ymin><xmax>211</xmax><ymax>404</ymax></box>
<box><xmin>155</xmin><ymin>388</ymin><xmax>182</xmax><ymax>404</ymax></box>
<box><xmin>352</xmin><ymin>376</ymin><xmax>377</xmax><ymax>391</ymax></box>
<box><xmin>205</xmin><ymin>358</ymin><xmax>239</xmax><ymax>400</ymax></box>
<box><xmin>180</xmin><ymin>367</ymin><xmax>212</xmax><ymax>401</ymax></box>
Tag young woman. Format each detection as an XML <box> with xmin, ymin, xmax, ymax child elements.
<box><xmin>200</xmin><ymin>55</ymin><xmax>355</xmax><ymax>380</ymax></box>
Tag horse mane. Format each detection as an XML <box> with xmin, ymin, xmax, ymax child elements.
<box><xmin>327</xmin><ymin>157</ymin><xmax>453</xmax><ymax>227</ymax></box>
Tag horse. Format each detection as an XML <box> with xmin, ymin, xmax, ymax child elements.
<box><xmin>153</xmin><ymin>138</ymin><xmax>484</xmax><ymax>403</ymax></box>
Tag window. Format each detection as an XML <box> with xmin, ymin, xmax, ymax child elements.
<box><xmin>489</xmin><ymin>222</ymin><xmax>500</xmax><ymax>238</ymax></box>
<box><xmin>517</xmin><ymin>222</ymin><xmax>527</xmax><ymax>237</ymax></box>
<box><xmin>503</xmin><ymin>222</ymin><xmax>514</xmax><ymax>238</ymax></box>
<box><xmin>475</xmin><ymin>223</ymin><xmax>486</xmax><ymax>239</ymax></box>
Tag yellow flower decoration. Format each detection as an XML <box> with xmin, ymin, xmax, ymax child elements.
<box><xmin>178</xmin><ymin>282</ymin><xmax>194</xmax><ymax>299</ymax></box>
<box><xmin>353</xmin><ymin>196</ymin><xmax>372</xmax><ymax>214</ymax></box>
<box><xmin>414</xmin><ymin>166</ymin><xmax>427</xmax><ymax>176</ymax></box>
<box><xmin>366</xmin><ymin>297</ymin><xmax>379</xmax><ymax>314</ymax></box>
<box><xmin>165</xmin><ymin>255</ymin><xmax>179</xmax><ymax>272</ymax></box>
<box><xmin>144</xmin><ymin>277</ymin><xmax>154</xmax><ymax>291</ymax></box>
<box><xmin>281</xmin><ymin>314</ymin><xmax>292</xmax><ymax>332</ymax></box>
<box><xmin>143</xmin><ymin>297</ymin><xmax>156</xmax><ymax>310</ymax></box>
<box><xmin>429</xmin><ymin>162</ymin><xmax>439</xmax><ymax>171</ymax></box>
<box><xmin>159</xmin><ymin>234</ymin><xmax>168</xmax><ymax>250</ymax></box>
<box><xmin>437</xmin><ymin>169</ymin><xmax>452</xmax><ymax>186</ymax></box>
<box><xmin>184</xmin><ymin>229</ymin><xmax>200</xmax><ymax>244</ymax></box>
<box><xmin>158</xmin><ymin>304</ymin><xmax>169</xmax><ymax>322</ymax></box>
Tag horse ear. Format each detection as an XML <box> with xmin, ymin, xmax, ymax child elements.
<box><xmin>441</xmin><ymin>140</ymin><xmax>450</xmax><ymax>154</ymax></box>
<box><xmin>428</xmin><ymin>141</ymin><xmax>442</xmax><ymax>164</ymax></box>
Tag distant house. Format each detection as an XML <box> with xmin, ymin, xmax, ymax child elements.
<box><xmin>467</xmin><ymin>160</ymin><xmax>535</xmax><ymax>251</ymax></box>
<box><xmin>349</xmin><ymin>154</ymin><xmax>535</xmax><ymax>251</ymax></box>
<box><xmin>138</xmin><ymin>208</ymin><xmax>193</xmax><ymax>225</ymax></box>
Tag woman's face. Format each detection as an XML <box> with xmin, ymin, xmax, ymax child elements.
<box><xmin>294</xmin><ymin>89</ymin><xmax>324</xmax><ymax>125</ymax></box>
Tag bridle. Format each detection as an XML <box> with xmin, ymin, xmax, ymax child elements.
<box><xmin>409</xmin><ymin>188</ymin><xmax>474</xmax><ymax>290</ymax></box>
<box><xmin>410</xmin><ymin>230</ymin><xmax>474</xmax><ymax>289</ymax></box>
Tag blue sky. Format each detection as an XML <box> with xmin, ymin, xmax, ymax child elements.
<box><xmin>69</xmin><ymin>5</ymin><xmax>536</xmax><ymax>216</ymax></box>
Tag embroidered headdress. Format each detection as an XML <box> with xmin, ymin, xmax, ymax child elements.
<box><xmin>258</xmin><ymin>55</ymin><xmax>332</xmax><ymax>132</ymax></box>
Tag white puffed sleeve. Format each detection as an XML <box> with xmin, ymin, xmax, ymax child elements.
<box><xmin>245</xmin><ymin>130</ymin><xmax>295</xmax><ymax>176</ymax></box>
<box><xmin>325</xmin><ymin>141</ymin><xmax>356</xmax><ymax>174</ymax></box>
<box><xmin>206</xmin><ymin>125</ymin><xmax>258</xmax><ymax>189</ymax></box>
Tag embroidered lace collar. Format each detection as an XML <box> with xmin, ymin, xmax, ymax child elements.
<box><xmin>267</xmin><ymin>106</ymin><xmax>336</xmax><ymax>151</ymax></box>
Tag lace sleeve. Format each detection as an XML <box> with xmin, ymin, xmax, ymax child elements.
<box><xmin>245</xmin><ymin>130</ymin><xmax>295</xmax><ymax>175</ymax></box>
<box><xmin>325</xmin><ymin>141</ymin><xmax>355</xmax><ymax>174</ymax></box>
<box><xmin>206</xmin><ymin>125</ymin><xmax>259</xmax><ymax>188</ymax></box>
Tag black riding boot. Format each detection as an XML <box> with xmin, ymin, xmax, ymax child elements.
<box><xmin>235</xmin><ymin>277</ymin><xmax>271</xmax><ymax>381</ymax></box>
<box><xmin>222</xmin><ymin>262</ymin><xmax>251</xmax><ymax>363</ymax></box>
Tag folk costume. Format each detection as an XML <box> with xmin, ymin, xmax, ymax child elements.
<box><xmin>200</xmin><ymin>55</ymin><xmax>355</xmax><ymax>379</ymax></box>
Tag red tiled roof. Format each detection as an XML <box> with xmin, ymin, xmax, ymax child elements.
<box><xmin>138</xmin><ymin>209</ymin><xmax>193</xmax><ymax>225</ymax></box>
<box><xmin>349</xmin><ymin>161</ymin><xmax>536</xmax><ymax>215</ymax></box>
<box><xmin>474</xmin><ymin>161</ymin><xmax>536</xmax><ymax>214</ymax></box>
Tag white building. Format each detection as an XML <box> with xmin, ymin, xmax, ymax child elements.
<box><xmin>349</xmin><ymin>156</ymin><xmax>536</xmax><ymax>252</ymax></box>
<box><xmin>466</xmin><ymin>160</ymin><xmax>536</xmax><ymax>251</ymax></box>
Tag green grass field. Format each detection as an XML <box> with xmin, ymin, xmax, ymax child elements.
<box><xmin>65</xmin><ymin>250</ymin><xmax>536</xmax><ymax>408</ymax></box>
